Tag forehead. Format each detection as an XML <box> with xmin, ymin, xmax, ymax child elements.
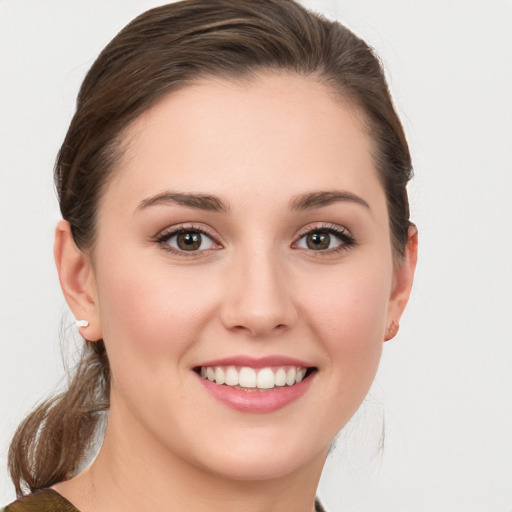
<box><xmin>105</xmin><ymin>72</ymin><xmax>384</xmax><ymax>212</ymax></box>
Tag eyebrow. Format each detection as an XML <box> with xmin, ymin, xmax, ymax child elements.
<box><xmin>289</xmin><ymin>190</ymin><xmax>370</xmax><ymax>211</ymax></box>
<box><xmin>136</xmin><ymin>192</ymin><xmax>229</xmax><ymax>213</ymax></box>
<box><xmin>136</xmin><ymin>189</ymin><xmax>370</xmax><ymax>214</ymax></box>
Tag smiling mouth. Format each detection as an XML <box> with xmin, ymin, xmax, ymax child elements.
<box><xmin>195</xmin><ymin>365</ymin><xmax>317</xmax><ymax>391</ymax></box>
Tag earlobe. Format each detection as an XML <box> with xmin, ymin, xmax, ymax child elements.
<box><xmin>385</xmin><ymin>223</ymin><xmax>418</xmax><ymax>340</ymax></box>
<box><xmin>54</xmin><ymin>220</ymin><xmax>102</xmax><ymax>341</ymax></box>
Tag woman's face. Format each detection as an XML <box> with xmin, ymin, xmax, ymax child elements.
<box><xmin>83</xmin><ymin>73</ymin><xmax>414</xmax><ymax>481</ymax></box>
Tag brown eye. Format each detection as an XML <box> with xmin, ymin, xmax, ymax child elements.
<box><xmin>305</xmin><ymin>232</ymin><xmax>330</xmax><ymax>250</ymax></box>
<box><xmin>295</xmin><ymin>226</ymin><xmax>355</xmax><ymax>253</ymax></box>
<box><xmin>177</xmin><ymin>232</ymin><xmax>202</xmax><ymax>251</ymax></box>
<box><xmin>162</xmin><ymin>229</ymin><xmax>216</xmax><ymax>252</ymax></box>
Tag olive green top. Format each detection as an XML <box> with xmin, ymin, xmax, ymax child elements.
<box><xmin>2</xmin><ymin>490</ymin><xmax>77</xmax><ymax>512</ymax></box>
<box><xmin>2</xmin><ymin>489</ymin><xmax>327</xmax><ymax>512</ymax></box>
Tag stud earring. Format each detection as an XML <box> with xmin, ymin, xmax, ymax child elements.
<box><xmin>75</xmin><ymin>319</ymin><xmax>89</xmax><ymax>328</ymax></box>
<box><xmin>384</xmin><ymin>320</ymin><xmax>399</xmax><ymax>341</ymax></box>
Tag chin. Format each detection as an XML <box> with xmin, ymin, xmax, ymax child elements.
<box><xmin>186</xmin><ymin>426</ymin><xmax>330</xmax><ymax>482</ymax></box>
<box><xmin>198</xmin><ymin>449</ymin><xmax>322</xmax><ymax>482</ymax></box>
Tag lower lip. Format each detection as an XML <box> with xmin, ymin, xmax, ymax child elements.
<box><xmin>197</xmin><ymin>372</ymin><xmax>315</xmax><ymax>413</ymax></box>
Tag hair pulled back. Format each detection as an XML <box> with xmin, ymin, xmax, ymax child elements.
<box><xmin>9</xmin><ymin>0</ymin><xmax>412</xmax><ymax>496</ymax></box>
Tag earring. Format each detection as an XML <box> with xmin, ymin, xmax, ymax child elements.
<box><xmin>384</xmin><ymin>320</ymin><xmax>399</xmax><ymax>341</ymax></box>
<box><xmin>75</xmin><ymin>319</ymin><xmax>89</xmax><ymax>328</ymax></box>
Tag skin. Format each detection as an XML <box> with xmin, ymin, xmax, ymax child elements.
<box><xmin>53</xmin><ymin>73</ymin><xmax>417</xmax><ymax>512</ymax></box>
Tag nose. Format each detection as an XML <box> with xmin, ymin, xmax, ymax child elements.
<box><xmin>219</xmin><ymin>247</ymin><xmax>298</xmax><ymax>338</ymax></box>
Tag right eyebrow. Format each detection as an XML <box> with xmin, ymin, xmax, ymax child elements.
<box><xmin>289</xmin><ymin>190</ymin><xmax>371</xmax><ymax>211</ymax></box>
<box><xmin>135</xmin><ymin>191</ymin><xmax>229</xmax><ymax>214</ymax></box>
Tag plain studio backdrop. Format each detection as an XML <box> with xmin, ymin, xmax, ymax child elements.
<box><xmin>1</xmin><ymin>1</ymin><xmax>511</xmax><ymax>511</ymax></box>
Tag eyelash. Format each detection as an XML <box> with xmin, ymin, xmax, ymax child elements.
<box><xmin>154</xmin><ymin>223</ymin><xmax>356</xmax><ymax>256</ymax></box>
<box><xmin>155</xmin><ymin>224</ymin><xmax>220</xmax><ymax>256</ymax></box>
<box><xmin>293</xmin><ymin>224</ymin><xmax>356</xmax><ymax>255</ymax></box>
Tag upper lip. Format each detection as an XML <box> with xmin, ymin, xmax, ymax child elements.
<box><xmin>195</xmin><ymin>355</ymin><xmax>314</xmax><ymax>369</ymax></box>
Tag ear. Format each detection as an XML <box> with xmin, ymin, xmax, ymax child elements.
<box><xmin>54</xmin><ymin>220</ymin><xmax>103</xmax><ymax>341</ymax></box>
<box><xmin>385</xmin><ymin>223</ymin><xmax>418</xmax><ymax>339</ymax></box>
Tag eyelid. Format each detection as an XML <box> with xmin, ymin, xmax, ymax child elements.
<box><xmin>154</xmin><ymin>223</ymin><xmax>223</xmax><ymax>255</ymax></box>
<box><xmin>152</xmin><ymin>222</ymin><xmax>355</xmax><ymax>256</ymax></box>
<box><xmin>292</xmin><ymin>223</ymin><xmax>356</xmax><ymax>253</ymax></box>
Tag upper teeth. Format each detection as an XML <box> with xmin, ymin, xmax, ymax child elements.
<box><xmin>200</xmin><ymin>366</ymin><xmax>307</xmax><ymax>389</ymax></box>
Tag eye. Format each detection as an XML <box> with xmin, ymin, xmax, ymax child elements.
<box><xmin>158</xmin><ymin>228</ymin><xmax>217</xmax><ymax>253</ymax></box>
<box><xmin>295</xmin><ymin>226</ymin><xmax>355</xmax><ymax>252</ymax></box>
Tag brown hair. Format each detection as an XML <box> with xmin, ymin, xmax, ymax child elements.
<box><xmin>8</xmin><ymin>0</ymin><xmax>412</xmax><ymax>496</ymax></box>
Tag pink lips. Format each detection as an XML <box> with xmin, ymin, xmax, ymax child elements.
<box><xmin>195</xmin><ymin>355</ymin><xmax>316</xmax><ymax>413</ymax></box>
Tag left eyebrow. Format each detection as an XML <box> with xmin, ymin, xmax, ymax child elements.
<box><xmin>136</xmin><ymin>191</ymin><xmax>229</xmax><ymax>214</ymax></box>
<box><xmin>289</xmin><ymin>190</ymin><xmax>371</xmax><ymax>211</ymax></box>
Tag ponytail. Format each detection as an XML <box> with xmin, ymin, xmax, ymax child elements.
<box><xmin>8</xmin><ymin>341</ymin><xmax>109</xmax><ymax>497</ymax></box>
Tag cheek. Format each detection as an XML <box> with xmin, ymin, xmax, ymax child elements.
<box><xmin>94</xmin><ymin>254</ymin><xmax>218</xmax><ymax>380</ymax></box>
<box><xmin>304</xmin><ymin>258</ymin><xmax>391</xmax><ymax>336</ymax></box>
<box><xmin>301</xmin><ymin>256</ymin><xmax>392</xmax><ymax>387</ymax></box>
<box><xmin>92</xmin><ymin>256</ymin><xmax>225</xmax><ymax>445</ymax></box>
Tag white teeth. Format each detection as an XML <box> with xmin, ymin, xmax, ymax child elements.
<box><xmin>296</xmin><ymin>368</ymin><xmax>307</xmax><ymax>383</ymax></box>
<box><xmin>199</xmin><ymin>365</ymin><xmax>310</xmax><ymax>389</ymax></box>
<box><xmin>239</xmin><ymin>367</ymin><xmax>257</xmax><ymax>388</ymax></box>
<box><xmin>256</xmin><ymin>368</ymin><xmax>275</xmax><ymax>389</ymax></box>
<box><xmin>275</xmin><ymin>367</ymin><xmax>286</xmax><ymax>387</ymax></box>
<box><xmin>285</xmin><ymin>367</ymin><xmax>296</xmax><ymax>386</ymax></box>
<box><xmin>225</xmin><ymin>366</ymin><xmax>239</xmax><ymax>386</ymax></box>
<box><xmin>214</xmin><ymin>367</ymin><xmax>225</xmax><ymax>385</ymax></box>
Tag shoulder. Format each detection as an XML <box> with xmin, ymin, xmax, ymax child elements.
<box><xmin>2</xmin><ymin>490</ymin><xmax>79</xmax><ymax>512</ymax></box>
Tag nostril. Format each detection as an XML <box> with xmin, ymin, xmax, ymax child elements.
<box><xmin>230</xmin><ymin>322</ymin><xmax>287</xmax><ymax>337</ymax></box>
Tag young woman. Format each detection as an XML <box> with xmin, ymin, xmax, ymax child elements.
<box><xmin>4</xmin><ymin>1</ymin><xmax>417</xmax><ymax>511</ymax></box>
